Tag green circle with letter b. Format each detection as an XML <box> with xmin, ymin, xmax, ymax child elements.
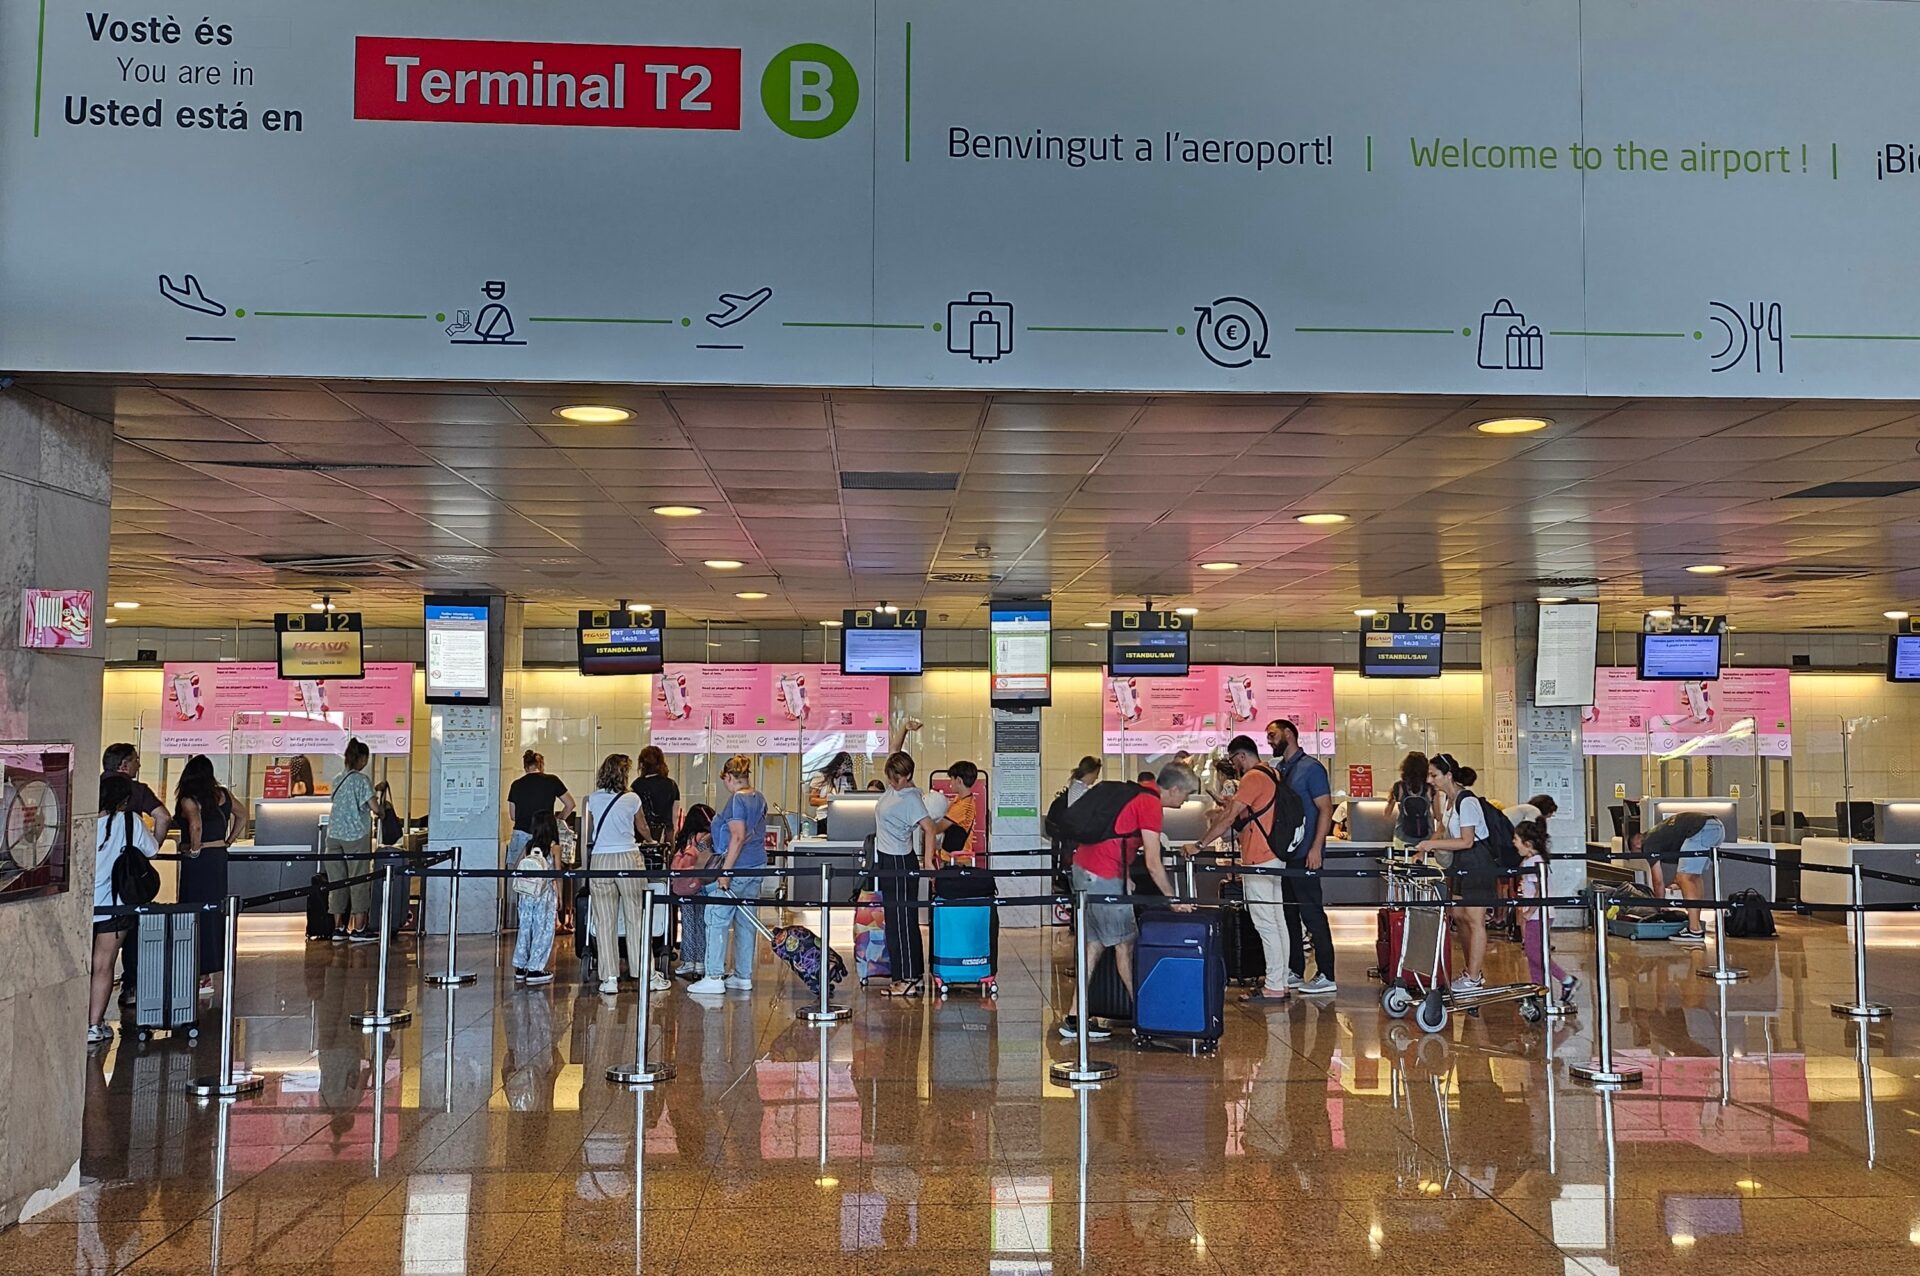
<box><xmin>762</xmin><ymin>43</ymin><xmax>858</xmax><ymax>138</ymax></box>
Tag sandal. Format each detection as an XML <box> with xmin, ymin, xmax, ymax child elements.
<box><xmin>1240</xmin><ymin>989</ymin><xmax>1291</xmax><ymax>1006</ymax></box>
<box><xmin>881</xmin><ymin>980</ymin><xmax>923</xmax><ymax>998</ymax></box>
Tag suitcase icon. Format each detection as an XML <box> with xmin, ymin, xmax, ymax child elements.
<box><xmin>947</xmin><ymin>291</ymin><xmax>1014</xmax><ymax>362</ymax></box>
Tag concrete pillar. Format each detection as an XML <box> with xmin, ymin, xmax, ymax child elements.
<box><xmin>424</xmin><ymin>598</ymin><xmax>522</xmax><ymax>934</ymax></box>
<box><xmin>1482</xmin><ymin>603</ymin><xmax>1589</xmax><ymax>916</ymax></box>
<box><xmin>0</xmin><ymin>389</ymin><xmax>113</xmax><ymax>1225</ymax></box>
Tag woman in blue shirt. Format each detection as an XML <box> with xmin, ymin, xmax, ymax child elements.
<box><xmin>688</xmin><ymin>755</ymin><xmax>768</xmax><ymax>996</ymax></box>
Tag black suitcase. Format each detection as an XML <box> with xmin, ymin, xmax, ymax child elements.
<box><xmin>134</xmin><ymin>912</ymin><xmax>200</xmax><ymax>1041</ymax></box>
<box><xmin>1088</xmin><ymin>946</ymin><xmax>1134</xmax><ymax>1023</ymax></box>
<box><xmin>306</xmin><ymin>872</ymin><xmax>335</xmax><ymax>941</ymax></box>
<box><xmin>1217</xmin><ymin>880</ymin><xmax>1265</xmax><ymax>987</ymax></box>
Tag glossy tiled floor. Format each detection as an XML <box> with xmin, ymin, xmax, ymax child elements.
<box><xmin>9</xmin><ymin>911</ymin><xmax>1920</xmax><ymax>1275</ymax></box>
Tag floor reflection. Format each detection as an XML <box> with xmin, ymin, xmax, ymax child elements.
<box><xmin>8</xmin><ymin>915</ymin><xmax>1920</xmax><ymax>1274</ymax></box>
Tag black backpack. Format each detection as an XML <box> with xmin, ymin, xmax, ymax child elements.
<box><xmin>109</xmin><ymin>812</ymin><xmax>161</xmax><ymax>907</ymax></box>
<box><xmin>1053</xmin><ymin>781</ymin><xmax>1149</xmax><ymax>846</ymax></box>
<box><xmin>1239</xmin><ymin>765</ymin><xmax>1306</xmax><ymax>861</ymax></box>
<box><xmin>1724</xmin><ymin>889</ymin><xmax>1777</xmax><ymax>938</ymax></box>
<box><xmin>1462</xmin><ymin>790</ymin><xmax>1520</xmax><ymax>871</ymax></box>
<box><xmin>1396</xmin><ymin>790</ymin><xmax>1434</xmax><ymax>842</ymax></box>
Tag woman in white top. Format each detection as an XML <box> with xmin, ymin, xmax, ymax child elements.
<box><xmin>1412</xmin><ymin>754</ymin><xmax>1497</xmax><ymax>989</ymax></box>
<box><xmin>582</xmin><ymin>753</ymin><xmax>660</xmax><ymax>996</ymax></box>
<box><xmin>91</xmin><ymin>773</ymin><xmax>158</xmax><ymax>1045</ymax></box>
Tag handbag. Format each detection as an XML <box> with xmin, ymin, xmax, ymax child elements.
<box><xmin>670</xmin><ymin>838</ymin><xmax>721</xmax><ymax>897</ymax></box>
<box><xmin>110</xmin><ymin>811</ymin><xmax>161</xmax><ymax>908</ymax></box>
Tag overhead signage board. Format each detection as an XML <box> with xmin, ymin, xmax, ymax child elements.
<box><xmin>1358</xmin><ymin>612</ymin><xmax>1445</xmax><ymax>678</ymax></box>
<box><xmin>9</xmin><ymin>0</ymin><xmax>1920</xmax><ymax>398</ymax></box>
<box><xmin>577</xmin><ymin>607</ymin><xmax>664</xmax><ymax>676</ymax></box>
<box><xmin>844</xmin><ymin>608</ymin><xmax>927</xmax><ymax>630</ymax></box>
<box><xmin>424</xmin><ymin>596</ymin><xmax>492</xmax><ymax>704</ymax></box>
<box><xmin>274</xmin><ymin>611</ymin><xmax>365</xmax><ymax>680</ymax></box>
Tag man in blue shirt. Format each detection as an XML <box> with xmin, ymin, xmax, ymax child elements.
<box><xmin>1267</xmin><ymin>718</ymin><xmax>1336</xmax><ymax>994</ymax></box>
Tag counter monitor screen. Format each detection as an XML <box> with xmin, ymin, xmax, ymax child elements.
<box><xmin>1887</xmin><ymin>634</ymin><xmax>1920</xmax><ymax>683</ymax></box>
<box><xmin>841</xmin><ymin>627</ymin><xmax>923</xmax><ymax>676</ymax></box>
<box><xmin>577</xmin><ymin>609</ymin><xmax>663</xmax><ymax>676</ymax></box>
<box><xmin>1359</xmin><ymin>630</ymin><xmax>1442</xmax><ymax>678</ymax></box>
<box><xmin>1637</xmin><ymin>631</ymin><xmax>1722</xmax><ymax>681</ymax></box>
<box><xmin>274</xmin><ymin>612</ymin><xmax>364</xmax><ymax>681</ymax></box>
<box><xmin>989</xmin><ymin>600</ymin><xmax>1051</xmax><ymax>707</ymax></box>
<box><xmin>1108</xmin><ymin>628</ymin><xmax>1189</xmax><ymax>677</ymax></box>
<box><xmin>424</xmin><ymin>596</ymin><xmax>493</xmax><ymax>704</ymax></box>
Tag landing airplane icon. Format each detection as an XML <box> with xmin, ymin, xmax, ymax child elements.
<box><xmin>705</xmin><ymin>286</ymin><xmax>773</xmax><ymax>328</ymax></box>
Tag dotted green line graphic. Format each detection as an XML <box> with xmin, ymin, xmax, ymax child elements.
<box><xmin>1547</xmin><ymin>330</ymin><xmax>1686</xmax><ymax>338</ymax></box>
<box><xmin>1792</xmin><ymin>333</ymin><xmax>1920</xmax><ymax>341</ymax></box>
<box><xmin>248</xmin><ymin>310</ymin><xmax>429</xmax><ymax>320</ymax></box>
<box><xmin>528</xmin><ymin>316</ymin><xmax>675</xmax><ymax>325</ymax></box>
<box><xmin>1296</xmin><ymin>326</ymin><xmax>1459</xmax><ymax>335</ymax></box>
<box><xmin>1027</xmin><ymin>325</ymin><xmax>1169</xmax><ymax>334</ymax></box>
<box><xmin>783</xmin><ymin>321</ymin><xmax>926</xmax><ymax>329</ymax></box>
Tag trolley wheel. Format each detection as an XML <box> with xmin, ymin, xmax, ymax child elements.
<box><xmin>983</xmin><ymin>978</ymin><xmax>997</xmax><ymax>998</ymax></box>
<box><xmin>934</xmin><ymin>979</ymin><xmax>948</xmax><ymax>999</ymax></box>
<box><xmin>186</xmin><ymin>1026</ymin><xmax>201</xmax><ymax>1041</ymax></box>
<box><xmin>137</xmin><ymin>1028</ymin><xmax>152</xmax><ymax>1042</ymax></box>
<box><xmin>1386</xmin><ymin>1023</ymin><xmax>1414</xmax><ymax>1053</ymax></box>
<box><xmin>1519</xmin><ymin>996</ymin><xmax>1544</xmax><ymax>1024</ymax></box>
<box><xmin>1382</xmin><ymin>985</ymin><xmax>1414</xmax><ymax>1019</ymax></box>
<box><xmin>1415</xmin><ymin>1034</ymin><xmax>1449</xmax><ymax>1070</ymax></box>
<box><xmin>1414</xmin><ymin>991</ymin><xmax>1449</xmax><ymax>1034</ymax></box>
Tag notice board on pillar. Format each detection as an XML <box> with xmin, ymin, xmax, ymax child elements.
<box><xmin>1580</xmin><ymin>667</ymin><xmax>1792</xmax><ymax>756</ymax></box>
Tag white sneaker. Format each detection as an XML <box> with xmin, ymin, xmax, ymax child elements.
<box><xmin>687</xmin><ymin>976</ymin><xmax>726</xmax><ymax>995</ymax></box>
<box><xmin>86</xmin><ymin>1023</ymin><xmax>113</xmax><ymax>1046</ymax></box>
<box><xmin>1454</xmin><ymin>974</ymin><xmax>1486</xmax><ymax>991</ymax></box>
<box><xmin>724</xmin><ymin>977</ymin><xmax>753</xmax><ymax>992</ymax></box>
<box><xmin>649</xmin><ymin>972</ymin><xmax>672</xmax><ymax>992</ymax></box>
<box><xmin>597</xmin><ymin>978</ymin><xmax>619</xmax><ymax>995</ymax></box>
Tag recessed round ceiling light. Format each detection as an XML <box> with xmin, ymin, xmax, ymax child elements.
<box><xmin>309</xmin><ymin>601</ymin><xmax>326</xmax><ymax>611</ymax></box>
<box><xmin>113</xmin><ymin>600</ymin><xmax>140</xmax><ymax>610</ymax></box>
<box><xmin>735</xmin><ymin>591</ymin><xmax>768</xmax><ymax>600</ymax></box>
<box><xmin>703</xmin><ymin>559</ymin><xmax>744</xmax><ymax>570</ymax></box>
<box><xmin>1474</xmin><ymin>416</ymin><xmax>1552</xmax><ymax>436</ymax></box>
<box><xmin>104</xmin><ymin>617</ymin><xmax>118</xmax><ymax>625</ymax></box>
<box><xmin>1174</xmin><ymin>606</ymin><xmax>1199</xmax><ymax>617</ymax></box>
<box><xmin>821</xmin><ymin>619</ymin><xmax>843</xmax><ymax>627</ymax></box>
<box><xmin>1200</xmin><ymin>561</ymin><xmax>1241</xmax><ymax>572</ymax></box>
<box><xmin>1647</xmin><ymin>607</ymin><xmax>1675</xmax><ymax>619</ymax></box>
<box><xmin>555</xmin><ymin>404</ymin><xmax>632</xmax><ymax>425</ymax></box>
<box><xmin>1353</xmin><ymin>608</ymin><xmax>1378</xmax><ymax>618</ymax></box>
<box><xmin>652</xmin><ymin>505</ymin><xmax>705</xmax><ymax>517</ymax></box>
<box><xmin>1084</xmin><ymin>621</ymin><xmax>1109</xmax><ymax>628</ymax></box>
<box><xmin>625</xmin><ymin>602</ymin><xmax>654</xmax><ymax>613</ymax></box>
<box><xmin>1296</xmin><ymin>512</ymin><xmax>1349</xmax><ymax>525</ymax></box>
<box><xmin>1685</xmin><ymin>563</ymin><xmax>1728</xmax><ymax>575</ymax></box>
<box><xmin>1536</xmin><ymin>595</ymin><xmax>1569</xmax><ymax>604</ymax></box>
<box><xmin>1886</xmin><ymin>610</ymin><xmax>1910</xmax><ymax>621</ymax></box>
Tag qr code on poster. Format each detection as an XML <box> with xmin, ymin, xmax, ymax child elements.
<box><xmin>1539</xmin><ymin>679</ymin><xmax>1557</xmax><ymax>696</ymax></box>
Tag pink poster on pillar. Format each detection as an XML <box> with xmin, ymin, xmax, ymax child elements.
<box><xmin>1580</xmin><ymin>667</ymin><xmax>1792</xmax><ymax>757</ymax></box>
<box><xmin>1103</xmin><ymin>667</ymin><xmax>1337</xmax><ymax>754</ymax></box>
<box><xmin>770</xmin><ymin>665</ymin><xmax>890</xmax><ymax>754</ymax></box>
<box><xmin>159</xmin><ymin>662</ymin><xmax>415</xmax><ymax>755</ymax></box>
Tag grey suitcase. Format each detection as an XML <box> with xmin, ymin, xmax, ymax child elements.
<box><xmin>134</xmin><ymin>912</ymin><xmax>200</xmax><ymax>1041</ymax></box>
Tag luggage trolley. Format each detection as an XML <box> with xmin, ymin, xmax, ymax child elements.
<box><xmin>1378</xmin><ymin>861</ymin><xmax>1549</xmax><ymax>1033</ymax></box>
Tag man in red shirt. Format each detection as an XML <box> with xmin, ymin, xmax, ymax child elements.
<box><xmin>1059</xmin><ymin>760</ymin><xmax>1198</xmax><ymax>1041</ymax></box>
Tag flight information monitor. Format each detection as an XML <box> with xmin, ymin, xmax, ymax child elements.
<box><xmin>1358</xmin><ymin>613</ymin><xmax>1445</xmax><ymax>678</ymax></box>
<box><xmin>989</xmin><ymin>600</ymin><xmax>1051</xmax><ymax>707</ymax></box>
<box><xmin>841</xmin><ymin>627</ymin><xmax>924</xmax><ymax>676</ymax></box>
<box><xmin>577</xmin><ymin>609</ymin><xmax>664</xmax><ymax>676</ymax></box>
<box><xmin>424</xmin><ymin>596</ymin><xmax>492</xmax><ymax>704</ymax></box>
<box><xmin>1637</xmin><ymin>632</ymin><xmax>1723</xmax><ymax>681</ymax></box>
<box><xmin>1887</xmin><ymin>634</ymin><xmax>1920</xmax><ymax>683</ymax></box>
<box><xmin>1108</xmin><ymin>629</ymin><xmax>1190</xmax><ymax>677</ymax></box>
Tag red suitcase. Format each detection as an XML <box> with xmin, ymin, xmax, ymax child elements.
<box><xmin>1374</xmin><ymin>903</ymin><xmax>1453</xmax><ymax>989</ymax></box>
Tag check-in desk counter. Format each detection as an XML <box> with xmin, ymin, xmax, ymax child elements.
<box><xmin>1148</xmin><ymin>840</ymin><xmax>1390</xmax><ymax>908</ymax></box>
<box><xmin>1590</xmin><ymin>834</ymin><xmax>1779</xmax><ymax>900</ymax></box>
<box><xmin>782</xmin><ymin>836</ymin><xmax>868</xmax><ymax>903</ymax></box>
<box><xmin>1798</xmin><ymin>838</ymin><xmax>1920</xmax><ymax>914</ymax></box>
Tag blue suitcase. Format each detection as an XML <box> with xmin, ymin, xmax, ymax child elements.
<box><xmin>1132</xmin><ymin>911</ymin><xmax>1225</xmax><ymax>1050</ymax></box>
<box><xmin>930</xmin><ymin>867</ymin><xmax>998</xmax><ymax>998</ymax></box>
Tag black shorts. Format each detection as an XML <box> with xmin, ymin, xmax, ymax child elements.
<box><xmin>93</xmin><ymin>917</ymin><xmax>132</xmax><ymax>937</ymax></box>
<box><xmin>1452</xmin><ymin>844</ymin><xmax>1499</xmax><ymax>903</ymax></box>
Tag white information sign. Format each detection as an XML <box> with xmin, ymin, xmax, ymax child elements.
<box><xmin>5</xmin><ymin>0</ymin><xmax>1919</xmax><ymax>396</ymax></box>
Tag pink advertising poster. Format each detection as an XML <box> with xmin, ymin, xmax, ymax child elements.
<box><xmin>1581</xmin><ymin>668</ymin><xmax>1792</xmax><ymax>757</ymax></box>
<box><xmin>1104</xmin><ymin>667</ymin><xmax>1337</xmax><ymax>754</ymax></box>
<box><xmin>160</xmin><ymin>663</ymin><xmax>415</xmax><ymax>755</ymax></box>
<box><xmin>19</xmin><ymin>588</ymin><xmax>92</xmax><ymax>649</ymax></box>
<box><xmin>652</xmin><ymin>664</ymin><xmax>889</xmax><ymax>754</ymax></box>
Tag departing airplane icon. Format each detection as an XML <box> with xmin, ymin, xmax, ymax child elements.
<box><xmin>706</xmin><ymin>286</ymin><xmax>773</xmax><ymax>328</ymax></box>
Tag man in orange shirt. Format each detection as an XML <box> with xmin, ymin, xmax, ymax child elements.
<box><xmin>1199</xmin><ymin>735</ymin><xmax>1299</xmax><ymax>1005</ymax></box>
<box><xmin>930</xmin><ymin>760</ymin><xmax>980</xmax><ymax>866</ymax></box>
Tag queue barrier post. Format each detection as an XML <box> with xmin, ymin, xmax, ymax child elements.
<box><xmin>1570</xmin><ymin>893</ymin><xmax>1642</xmax><ymax>1089</ymax></box>
<box><xmin>798</xmin><ymin>863</ymin><xmax>851</xmax><ymax>1024</ymax></box>
<box><xmin>187</xmin><ymin>895</ymin><xmax>264</xmax><ymax>1099</ymax></box>
<box><xmin>1536</xmin><ymin>859</ymin><xmax>1568</xmax><ymax>1018</ymax></box>
<box><xmin>608</xmin><ymin>886</ymin><xmax>674</xmax><ymax>1086</ymax></box>
<box><xmin>1049</xmin><ymin>888</ymin><xmax>1117</xmax><ymax>1087</ymax></box>
<box><xmin>1698</xmin><ymin>841</ymin><xmax>1747</xmax><ymax>984</ymax></box>
<box><xmin>1831</xmin><ymin>862</ymin><xmax>1892</xmax><ymax>1020</ymax></box>
<box><xmin>350</xmin><ymin>859</ymin><xmax>413</xmax><ymax>1031</ymax></box>
<box><xmin>424</xmin><ymin>844</ymin><xmax>476</xmax><ymax>987</ymax></box>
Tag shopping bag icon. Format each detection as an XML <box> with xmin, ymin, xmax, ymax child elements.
<box><xmin>947</xmin><ymin>291</ymin><xmax>1014</xmax><ymax>363</ymax></box>
<box><xmin>1478</xmin><ymin>299</ymin><xmax>1541</xmax><ymax>370</ymax></box>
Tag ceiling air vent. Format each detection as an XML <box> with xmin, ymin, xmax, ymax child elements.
<box><xmin>255</xmin><ymin>553</ymin><xmax>426</xmax><ymax>578</ymax></box>
<box><xmin>1527</xmin><ymin>575</ymin><xmax>1603</xmax><ymax>590</ymax></box>
<box><xmin>1781</xmin><ymin>480</ymin><xmax>1920</xmax><ymax>500</ymax></box>
<box><xmin>840</xmin><ymin>471</ymin><xmax>961</xmax><ymax>491</ymax></box>
<box><xmin>927</xmin><ymin>571</ymin><xmax>1003</xmax><ymax>584</ymax></box>
<box><xmin>1735</xmin><ymin>564</ymin><xmax>1873</xmax><ymax>584</ymax></box>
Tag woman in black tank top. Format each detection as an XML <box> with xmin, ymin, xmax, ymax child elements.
<box><xmin>176</xmin><ymin>754</ymin><xmax>241</xmax><ymax>987</ymax></box>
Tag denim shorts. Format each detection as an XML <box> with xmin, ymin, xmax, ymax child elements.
<box><xmin>1070</xmin><ymin>865</ymin><xmax>1137</xmax><ymax>947</ymax></box>
<box><xmin>1674</xmin><ymin>818</ymin><xmax>1725</xmax><ymax>877</ymax></box>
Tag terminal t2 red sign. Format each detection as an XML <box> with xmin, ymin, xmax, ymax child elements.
<box><xmin>354</xmin><ymin>36</ymin><xmax>742</xmax><ymax>129</ymax></box>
